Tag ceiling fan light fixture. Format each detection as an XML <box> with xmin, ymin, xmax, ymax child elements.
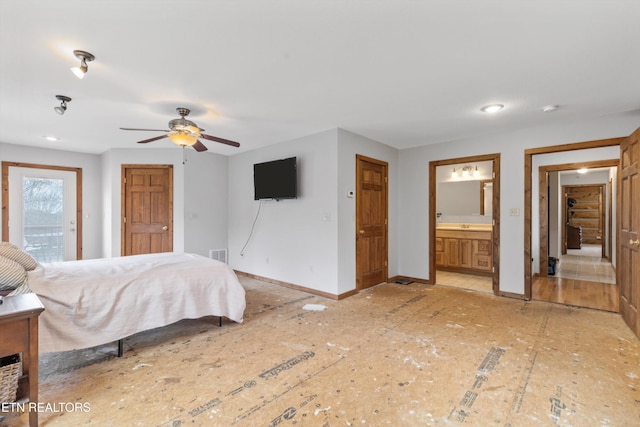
<box><xmin>54</xmin><ymin>95</ymin><xmax>72</xmax><ymax>115</ymax></box>
<box><xmin>185</xmin><ymin>125</ymin><xmax>202</xmax><ymax>134</ymax></box>
<box><xmin>168</xmin><ymin>132</ymin><xmax>198</xmax><ymax>147</ymax></box>
<box><xmin>70</xmin><ymin>50</ymin><xmax>95</xmax><ymax>79</ymax></box>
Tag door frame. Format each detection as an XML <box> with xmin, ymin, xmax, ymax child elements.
<box><xmin>538</xmin><ymin>159</ymin><xmax>618</xmax><ymax>277</ymax></box>
<box><xmin>355</xmin><ymin>154</ymin><xmax>388</xmax><ymax>291</ymax></box>
<box><xmin>1</xmin><ymin>161</ymin><xmax>83</xmax><ymax>259</ymax></box>
<box><xmin>524</xmin><ymin>137</ymin><xmax>623</xmax><ymax>299</ymax></box>
<box><xmin>429</xmin><ymin>153</ymin><xmax>501</xmax><ymax>294</ymax></box>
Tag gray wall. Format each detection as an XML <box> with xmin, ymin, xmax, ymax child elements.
<box><xmin>227</xmin><ymin>129</ymin><xmax>340</xmax><ymax>294</ymax></box>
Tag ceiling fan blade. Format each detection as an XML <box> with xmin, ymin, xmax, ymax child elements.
<box><xmin>137</xmin><ymin>135</ymin><xmax>168</xmax><ymax>144</ymax></box>
<box><xmin>200</xmin><ymin>133</ymin><xmax>241</xmax><ymax>147</ymax></box>
<box><xmin>120</xmin><ymin>128</ymin><xmax>170</xmax><ymax>132</ymax></box>
<box><xmin>192</xmin><ymin>140</ymin><xmax>208</xmax><ymax>152</ymax></box>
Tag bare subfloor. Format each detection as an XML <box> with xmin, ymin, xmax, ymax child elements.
<box><xmin>3</xmin><ymin>277</ymin><xmax>639</xmax><ymax>426</ymax></box>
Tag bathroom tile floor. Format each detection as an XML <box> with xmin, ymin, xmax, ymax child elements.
<box><xmin>435</xmin><ymin>270</ymin><xmax>493</xmax><ymax>293</ymax></box>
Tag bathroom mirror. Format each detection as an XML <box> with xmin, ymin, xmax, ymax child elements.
<box><xmin>437</xmin><ymin>181</ymin><xmax>481</xmax><ymax>215</ymax></box>
<box><xmin>437</xmin><ymin>180</ymin><xmax>493</xmax><ymax>216</ymax></box>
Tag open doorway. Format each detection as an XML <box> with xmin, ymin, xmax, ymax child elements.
<box><xmin>534</xmin><ymin>160</ymin><xmax>618</xmax><ymax>311</ymax></box>
<box><xmin>429</xmin><ymin>153</ymin><xmax>500</xmax><ymax>294</ymax></box>
<box><xmin>524</xmin><ymin>138</ymin><xmax>622</xmax><ymax>313</ymax></box>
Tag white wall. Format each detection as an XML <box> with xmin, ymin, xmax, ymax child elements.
<box><xmin>0</xmin><ymin>142</ymin><xmax>103</xmax><ymax>259</ymax></box>
<box><xmin>337</xmin><ymin>129</ymin><xmax>399</xmax><ymax>294</ymax></box>
<box><xmin>397</xmin><ymin>112</ymin><xmax>640</xmax><ymax>295</ymax></box>
<box><xmin>183</xmin><ymin>151</ymin><xmax>229</xmax><ymax>257</ymax></box>
<box><xmin>101</xmin><ymin>148</ymin><xmax>228</xmax><ymax>258</ymax></box>
<box><xmin>227</xmin><ymin>129</ymin><xmax>340</xmax><ymax>295</ymax></box>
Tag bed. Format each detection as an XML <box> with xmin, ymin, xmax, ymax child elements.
<box><xmin>2</xmin><ymin>250</ymin><xmax>246</xmax><ymax>354</ymax></box>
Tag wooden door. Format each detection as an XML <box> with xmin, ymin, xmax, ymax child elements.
<box><xmin>620</xmin><ymin>128</ymin><xmax>640</xmax><ymax>337</ymax></box>
<box><xmin>356</xmin><ymin>155</ymin><xmax>388</xmax><ymax>290</ymax></box>
<box><xmin>122</xmin><ymin>165</ymin><xmax>173</xmax><ymax>256</ymax></box>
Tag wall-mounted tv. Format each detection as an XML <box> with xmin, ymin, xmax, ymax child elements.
<box><xmin>253</xmin><ymin>157</ymin><xmax>297</xmax><ymax>200</ymax></box>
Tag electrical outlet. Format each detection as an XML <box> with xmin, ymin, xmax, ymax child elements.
<box><xmin>510</xmin><ymin>208</ymin><xmax>519</xmax><ymax>216</ymax></box>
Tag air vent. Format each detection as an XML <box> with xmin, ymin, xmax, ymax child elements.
<box><xmin>209</xmin><ymin>249</ymin><xmax>228</xmax><ymax>264</ymax></box>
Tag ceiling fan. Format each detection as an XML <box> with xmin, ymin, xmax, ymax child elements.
<box><xmin>120</xmin><ymin>107</ymin><xmax>240</xmax><ymax>152</ymax></box>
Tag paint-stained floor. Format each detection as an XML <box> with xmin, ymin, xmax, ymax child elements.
<box><xmin>2</xmin><ymin>276</ymin><xmax>639</xmax><ymax>426</ymax></box>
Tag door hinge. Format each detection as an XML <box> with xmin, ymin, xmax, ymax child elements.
<box><xmin>123</xmin><ymin>217</ymin><xmax>126</xmax><ymax>224</ymax></box>
<box><xmin>385</xmin><ymin>218</ymin><xmax>388</xmax><ymax>225</ymax></box>
<box><xmin>492</xmin><ymin>266</ymin><xmax>495</xmax><ymax>273</ymax></box>
<box><xmin>123</xmin><ymin>177</ymin><xmax>127</xmax><ymax>184</ymax></box>
<box><xmin>492</xmin><ymin>172</ymin><xmax>495</xmax><ymax>179</ymax></box>
<box><xmin>385</xmin><ymin>260</ymin><xmax>388</xmax><ymax>267</ymax></box>
<box><xmin>385</xmin><ymin>177</ymin><xmax>388</xmax><ymax>183</ymax></box>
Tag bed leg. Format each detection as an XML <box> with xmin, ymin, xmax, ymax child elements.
<box><xmin>218</xmin><ymin>316</ymin><xmax>222</xmax><ymax>327</ymax></box>
<box><xmin>117</xmin><ymin>339</ymin><xmax>124</xmax><ymax>357</ymax></box>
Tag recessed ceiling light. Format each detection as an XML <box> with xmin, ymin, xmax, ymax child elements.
<box><xmin>43</xmin><ymin>136</ymin><xmax>59</xmax><ymax>141</ymax></box>
<box><xmin>480</xmin><ymin>104</ymin><xmax>504</xmax><ymax>113</ymax></box>
<box><xmin>577</xmin><ymin>168</ymin><xmax>588</xmax><ymax>174</ymax></box>
<box><xmin>542</xmin><ymin>104</ymin><xmax>559</xmax><ymax>113</ymax></box>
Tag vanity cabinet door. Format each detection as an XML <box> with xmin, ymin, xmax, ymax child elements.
<box><xmin>443</xmin><ymin>238</ymin><xmax>460</xmax><ymax>267</ymax></box>
<box><xmin>475</xmin><ymin>239</ymin><xmax>492</xmax><ymax>256</ymax></box>
<box><xmin>472</xmin><ymin>239</ymin><xmax>492</xmax><ymax>271</ymax></box>
<box><xmin>459</xmin><ymin>239</ymin><xmax>473</xmax><ymax>268</ymax></box>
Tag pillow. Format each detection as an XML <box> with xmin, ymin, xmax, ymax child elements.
<box><xmin>0</xmin><ymin>256</ymin><xmax>27</xmax><ymax>291</ymax></box>
<box><xmin>0</xmin><ymin>242</ymin><xmax>38</xmax><ymax>271</ymax></box>
<box><xmin>7</xmin><ymin>277</ymin><xmax>32</xmax><ymax>296</ymax></box>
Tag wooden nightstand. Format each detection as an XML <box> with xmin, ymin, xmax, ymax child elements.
<box><xmin>0</xmin><ymin>293</ymin><xmax>44</xmax><ymax>427</ymax></box>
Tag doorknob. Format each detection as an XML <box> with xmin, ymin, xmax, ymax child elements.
<box><xmin>359</xmin><ymin>230</ymin><xmax>365</xmax><ymax>234</ymax></box>
<box><xmin>630</xmin><ymin>239</ymin><xmax>640</xmax><ymax>246</ymax></box>
<box><xmin>162</xmin><ymin>225</ymin><xmax>168</xmax><ymax>231</ymax></box>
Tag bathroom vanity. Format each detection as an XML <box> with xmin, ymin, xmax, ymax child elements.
<box><xmin>435</xmin><ymin>223</ymin><xmax>493</xmax><ymax>275</ymax></box>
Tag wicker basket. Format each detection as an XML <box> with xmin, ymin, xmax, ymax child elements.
<box><xmin>0</xmin><ymin>354</ymin><xmax>21</xmax><ymax>403</ymax></box>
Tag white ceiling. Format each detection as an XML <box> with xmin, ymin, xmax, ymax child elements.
<box><xmin>1</xmin><ymin>1</ymin><xmax>639</xmax><ymax>156</ymax></box>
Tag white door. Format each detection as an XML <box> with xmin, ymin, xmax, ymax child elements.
<box><xmin>8</xmin><ymin>166</ymin><xmax>77</xmax><ymax>262</ymax></box>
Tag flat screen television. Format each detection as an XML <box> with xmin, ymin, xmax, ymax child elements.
<box><xmin>253</xmin><ymin>157</ymin><xmax>297</xmax><ymax>200</ymax></box>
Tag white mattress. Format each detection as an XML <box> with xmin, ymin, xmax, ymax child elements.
<box><xmin>28</xmin><ymin>252</ymin><xmax>246</xmax><ymax>353</ymax></box>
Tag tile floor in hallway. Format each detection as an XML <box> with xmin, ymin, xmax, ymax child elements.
<box><xmin>555</xmin><ymin>244</ymin><xmax>616</xmax><ymax>284</ymax></box>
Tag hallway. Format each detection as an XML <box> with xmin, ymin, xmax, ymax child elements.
<box><xmin>533</xmin><ymin>244</ymin><xmax>618</xmax><ymax>312</ymax></box>
<box><xmin>557</xmin><ymin>244</ymin><xmax>616</xmax><ymax>284</ymax></box>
